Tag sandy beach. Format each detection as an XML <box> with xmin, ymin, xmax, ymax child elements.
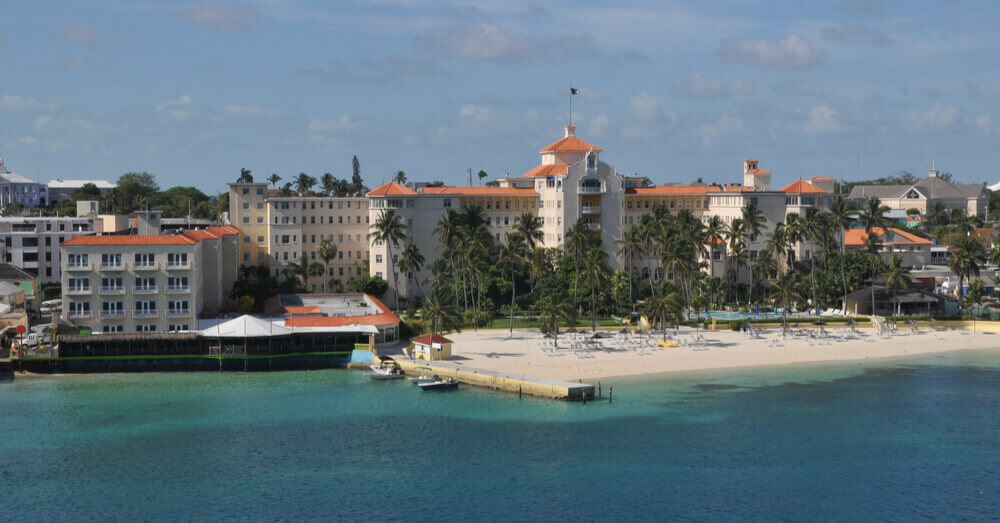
<box><xmin>428</xmin><ymin>324</ymin><xmax>1000</xmax><ymax>382</ymax></box>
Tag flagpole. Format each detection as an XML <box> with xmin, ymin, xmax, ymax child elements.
<box><xmin>569</xmin><ymin>87</ymin><xmax>573</xmax><ymax>125</ymax></box>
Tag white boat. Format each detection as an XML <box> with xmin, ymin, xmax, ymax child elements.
<box><xmin>368</xmin><ymin>363</ymin><xmax>404</xmax><ymax>380</ymax></box>
<box><xmin>418</xmin><ymin>377</ymin><xmax>459</xmax><ymax>391</ymax></box>
<box><xmin>407</xmin><ymin>375</ymin><xmax>437</xmax><ymax>384</ymax></box>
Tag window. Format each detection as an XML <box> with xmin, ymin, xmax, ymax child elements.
<box><xmin>134</xmin><ymin>253</ymin><xmax>155</xmax><ymax>266</ymax></box>
<box><xmin>136</xmin><ymin>324</ymin><xmax>157</xmax><ymax>332</ymax></box>
<box><xmin>68</xmin><ymin>301</ymin><xmax>90</xmax><ymax>316</ymax></box>
<box><xmin>168</xmin><ymin>277</ymin><xmax>189</xmax><ymax>290</ymax></box>
<box><xmin>242</xmin><ymin>202</ymin><xmax>250</xmax><ymax>210</ymax></box>
<box><xmin>134</xmin><ymin>277</ymin><xmax>155</xmax><ymax>291</ymax></box>
<box><xmin>244</xmin><ymin>253</ymin><xmax>250</xmax><ymax>262</ymax></box>
<box><xmin>376</xmin><ymin>254</ymin><xmax>383</xmax><ymax>263</ymax></box>
<box><xmin>102</xmin><ymin>325</ymin><xmax>124</xmax><ymax>333</ymax></box>
<box><xmin>101</xmin><ymin>301</ymin><xmax>123</xmax><ymax>314</ymax></box>
<box><xmin>444</xmin><ymin>199</ymin><xmax>452</xmax><ymax>208</ymax></box>
<box><xmin>101</xmin><ymin>253</ymin><xmax>122</xmax><ymax>268</ymax></box>
<box><xmin>168</xmin><ymin>324</ymin><xmax>190</xmax><ymax>332</ymax></box>
<box><xmin>167</xmin><ymin>253</ymin><xmax>188</xmax><ymax>267</ymax></box>
<box><xmin>257</xmin><ymin>217</ymin><xmax>263</xmax><ymax>224</ymax></box>
<box><xmin>68</xmin><ymin>277</ymin><xmax>90</xmax><ymax>292</ymax></box>
<box><xmin>168</xmin><ymin>300</ymin><xmax>189</xmax><ymax>314</ymax></box>
<box><xmin>101</xmin><ymin>277</ymin><xmax>123</xmax><ymax>290</ymax></box>
<box><xmin>135</xmin><ymin>301</ymin><xmax>156</xmax><ymax>314</ymax></box>
<box><xmin>504</xmin><ymin>217</ymin><xmax>509</xmax><ymax>225</ymax></box>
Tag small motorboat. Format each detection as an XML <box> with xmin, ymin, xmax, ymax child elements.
<box><xmin>368</xmin><ymin>363</ymin><xmax>404</xmax><ymax>380</ymax></box>
<box><xmin>407</xmin><ymin>375</ymin><xmax>437</xmax><ymax>384</ymax></box>
<box><xmin>418</xmin><ymin>377</ymin><xmax>459</xmax><ymax>391</ymax></box>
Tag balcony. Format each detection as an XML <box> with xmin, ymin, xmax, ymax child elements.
<box><xmin>578</xmin><ymin>185</ymin><xmax>605</xmax><ymax>194</ymax></box>
<box><xmin>98</xmin><ymin>287</ymin><xmax>126</xmax><ymax>295</ymax></box>
<box><xmin>66</xmin><ymin>263</ymin><xmax>91</xmax><ymax>271</ymax></box>
<box><xmin>133</xmin><ymin>262</ymin><xmax>158</xmax><ymax>271</ymax></box>
<box><xmin>165</xmin><ymin>262</ymin><xmax>191</xmax><ymax>270</ymax></box>
<box><xmin>100</xmin><ymin>263</ymin><xmax>124</xmax><ymax>271</ymax></box>
<box><xmin>67</xmin><ymin>310</ymin><xmax>92</xmax><ymax>319</ymax></box>
<box><xmin>100</xmin><ymin>310</ymin><xmax>125</xmax><ymax>318</ymax></box>
<box><xmin>165</xmin><ymin>286</ymin><xmax>191</xmax><ymax>294</ymax></box>
<box><xmin>166</xmin><ymin>309</ymin><xmax>191</xmax><ymax>318</ymax></box>
<box><xmin>132</xmin><ymin>286</ymin><xmax>158</xmax><ymax>294</ymax></box>
<box><xmin>581</xmin><ymin>205</ymin><xmax>601</xmax><ymax>214</ymax></box>
<box><xmin>132</xmin><ymin>310</ymin><xmax>157</xmax><ymax>318</ymax></box>
<box><xmin>65</xmin><ymin>287</ymin><xmax>92</xmax><ymax>296</ymax></box>
<box><xmin>586</xmin><ymin>223</ymin><xmax>601</xmax><ymax>231</ymax></box>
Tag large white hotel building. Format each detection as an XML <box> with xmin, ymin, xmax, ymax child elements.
<box><xmin>229</xmin><ymin>124</ymin><xmax>836</xmax><ymax>306</ymax></box>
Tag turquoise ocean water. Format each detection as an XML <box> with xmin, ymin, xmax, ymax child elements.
<box><xmin>3</xmin><ymin>350</ymin><xmax>1000</xmax><ymax>520</ymax></box>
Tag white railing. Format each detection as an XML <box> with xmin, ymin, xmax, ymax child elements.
<box><xmin>166</xmin><ymin>309</ymin><xmax>191</xmax><ymax>317</ymax></box>
<box><xmin>165</xmin><ymin>286</ymin><xmax>190</xmax><ymax>294</ymax></box>
<box><xmin>132</xmin><ymin>286</ymin><xmax>158</xmax><ymax>294</ymax></box>
<box><xmin>66</xmin><ymin>263</ymin><xmax>91</xmax><ymax>271</ymax></box>
<box><xmin>132</xmin><ymin>310</ymin><xmax>157</xmax><ymax>318</ymax></box>
<box><xmin>65</xmin><ymin>287</ymin><xmax>92</xmax><ymax>295</ymax></box>
<box><xmin>581</xmin><ymin>205</ymin><xmax>601</xmax><ymax>214</ymax></box>
<box><xmin>67</xmin><ymin>310</ymin><xmax>92</xmax><ymax>319</ymax></box>
<box><xmin>100</xmin><ymin>262</ymin><xmax>124</xmax><ymax>270</ymax></box>
<box><xmin>98</xmin><ymin>287</ymin><xmax>125</xmax><ymax>295</ymax></box>
<box><xmin>133</xmin><ymin>262</ymin><xmax>158</xmax><ymax>271</ymax></box>
<box><xmin>166</xmin><ymin>262</ymin><xmax>191</xmax><ymax>270</ymax></box>
<box><xmin>578</xmin><ymin>186</ymin><xmax>605</xmax><ymax>194</ymax></box>
<box><xmin>100</xmin><ymin>310</ymin><xmax>125</xmax><ymax>318</ymax></box>
<box><xmin>587</xmin><ymin>223</ymin><xmax>601</xmax><ymax>231</ymax></box>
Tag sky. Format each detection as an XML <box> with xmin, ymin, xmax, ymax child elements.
<box><xmin>1</xmin><ymin>0</ymin><xmax>999</xmax><ymax>194</ymax></box>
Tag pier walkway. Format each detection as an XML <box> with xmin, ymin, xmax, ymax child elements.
<box><xmin>389</xmin><ymin>357</ymin><xmax>594</xmax><ymax>400</ymax></box>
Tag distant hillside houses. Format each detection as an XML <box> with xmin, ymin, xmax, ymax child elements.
<box><xmin>847</xmin><ymin>168</ymin><xmax>989</xmax><ymax>220</ymax></box>
<box><xmin>0</xmin><ymin>155</ymin><xmax>115</xmax><ymax>208</ymax></box>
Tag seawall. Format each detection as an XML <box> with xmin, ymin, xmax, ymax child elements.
<box><xmin>389</xmin><ymin>357</ymin><xmax>595</xmax><ymax>401</ymax></box>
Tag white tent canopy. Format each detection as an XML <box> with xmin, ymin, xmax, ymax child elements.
<box><xmin>200</xmin><ymin>315</ymin><xmax>292</xmax><ymax>338</ymax></box>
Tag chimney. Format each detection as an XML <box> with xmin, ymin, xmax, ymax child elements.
<box><xmin>565</xmin><ymin>124</ymin><xmax>576</xmax><ymax>138</ymax></box>
<box><xmin>928</xmin><ymin>169</ymin><xmax>939</xmax><ymax>178</ymax></box>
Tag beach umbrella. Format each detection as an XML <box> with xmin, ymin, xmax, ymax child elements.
<box><xmin>589</xmin><ymin>332</ymin><xmax>606</xmax><ymax>339</ymax></box>
<box><xmin>543</xmin><ymin>332</ymin><xmax>557</xmax><ymax>339</ymax></box>
<box><xmin>619</xmin><ymin>328</ymin><xmax>629</xmax><ymax>334</ymax></box>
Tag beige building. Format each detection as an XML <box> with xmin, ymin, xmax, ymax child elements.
<box><xmin>847</xmin><ymin>168</ymin><xmax>989</xmax><ymax>219</ymax></box>
<box><xmin>60</xmin><ymin>216</ymin><xmax>239</xmax><ymax>333</ymax></box>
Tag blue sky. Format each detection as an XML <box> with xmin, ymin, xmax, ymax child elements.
<box><xmin>1</xmin><ymin>0</ymin><xmax>998</xmax><ymax>193</ymax></box>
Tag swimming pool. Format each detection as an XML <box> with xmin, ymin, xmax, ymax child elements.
<box><xmin>704</xmin><ymin>311</ymin><xmax>780</xmax><ymax>320</ymax></box>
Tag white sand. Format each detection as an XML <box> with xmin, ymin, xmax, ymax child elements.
<box><xmin>436</xmin><ymin>325</ymin><xmax>1000</xmax><ymax>382</ymax></box>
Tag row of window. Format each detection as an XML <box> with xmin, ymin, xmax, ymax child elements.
<box><xmin>66</xmin><ymin>276</ymin><xmax>189</xmax><ymax>292</ymax></box>
<box><xmin>101</xmin><ymin>324</ymin><xmax>190</xmax><ymax>332</ymax></box>
<box><xmin>273</xmin><ymin>200</ymin><xmax>367</xmax><ymax>210</ymax></box>
<box><xmin>272</xmin><ymin>215</ymin><xmax>367</xmax><ymax>225</ymax></box>
<box><xmin>66</xmin><ymin>253</ymin><xmax>189</xmax><ymax>267</ymax></box>
<box><xmin>68</xmin><ymin>300</ymin><xmax>190</xmax><ymax>314</ymax></box>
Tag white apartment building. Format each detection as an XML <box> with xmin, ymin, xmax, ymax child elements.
<box><xmin>60</xmin><ymin>220</ymin><xmax>239</xmax><ymax>333</ymax></box>
<box><xmin>46</xmin><ymin>179</ymin><xmax>116</xmax><ymax>202</ymax></box>
<box><xmin>0</xmin><ymin>216</ymin><xmax>95</xmax><ymax>283</ymax></box>
<box><xmin>0</xmin><ymin>156</ymin><xmax>47</xmax><ymax>207</ymax></box>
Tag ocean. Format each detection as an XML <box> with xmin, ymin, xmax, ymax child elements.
<box><xmin>3</xmin><ymin>350</ymin><xmax>1000</xmax><ymax>520</ymax></box>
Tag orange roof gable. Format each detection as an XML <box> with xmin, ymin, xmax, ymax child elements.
<box><xmin>366</xmin><ymin>181</ymin><xmax>417</xmax><ymax>197</ymax></box>
<box><xmin>745</xmin><ymin>169</ymin><xmax>771</xmax><ymax>175</ymax></box>
<box><xmin>61</xmin><ymin>225</ymin><xmax>239</xmax><ymax>246</ymax></box>
<box><xmin>539</xmin><ymin>136</ymin><xmax>602</xmax><ymax>153</ymax></box>
<box><xmin>844</xmin><ymin>227</ymin><xmax>932</xmax><ymax>247</ymax></box>
<box><xmin>283</xmin><ymin>306</ymin><xmax>322</xmax><ymax>314</ymax></box>
<box><xmin>413</xmin><ymin>333</ymin><xmax>453</xmax><ymax>345</ymax></box>
<box><xmin>780</xmin><ymin>179</ymin><xmax>826</xmax><ymax>194</ymax></box>
<box><xmin>627</xmin><ymin>185</ymin><xmax>717</xmax><ymax>196</ymax></box>
<box><xmin>522</xmin><ymin>164</ymin><xmax>569</xmax><ymax>178</ymax></box>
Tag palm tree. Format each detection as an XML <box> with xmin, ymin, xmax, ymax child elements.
<box><xmin>927</xmin><ymin>202</ymin><xmax>949</xmax><ymax>226</ymax></box>
<box><xmin>644</xmin><ymin>290</ymin><xmax>685</xmax><ymax>340</ymax></box>
<box><xmin>565</xmin><ymin>218</ymin><xmax>592</xmax><ymax>307</ymax></box>
<box><xmin>287</xmin><ymin>256</ymin><xmax>325</xmax><ymax>289</ymax></box>
<box><xmin>279</xmin><ymin>183</ymin><xmax>293</xmax><ymax>197</ymax></box>
<box><xmin>514</xmin><ymin>212</ymin><xmax>544</xmax><ymax>249</ymax></box>
<box><xmin>393</xmin><ymin>171</ymin><xmax>407</xmax><ymax>184</ymax></box>
<box><xmin>294</xmin><ymin>172</ymin><xmax>316</xmax><ymax>195</ymax></box>
<box><xmin>317</xmin><ymin>239</ymin><xmax>338</xmax><ymax>291</ymax></box>
<box><xmin>967</xmin><ymin>279</ymin><xmax>987</xmax><ymax>318</ymax></box>
<box><xmin>398</xmin><ymin>242</ymin><xmax>426</xmax><ymax>301</ymax></box>
<box><xmin>433</xmin><ymin>210</ymin><xmax>463</xmax><ymax>305</ymax></box>
<box><xmin>369</xmin><ymin>210</ymin><xmax>407</xmax><ymax>309</ymax></box>
<box><xmin>321</xmin><ymin>173</ymin><xmax>337</xmax><ymax>195</ymax></box>
<box><xmin>858</xmin><ymin>196</ymin><xmax>890</xmax><ymax>313</ymax></box>
<box><xmin>949</xmin><ymin>236</ymin><xmax>986</xmax><ymax>313</ymax></box>
<box><xmin>267</xmin><ymin>173</ymin><xmax>281</xmax><ymax>188</ymax></box>
<box><xmin>581</xmin><ymin>244</ymin><xmax>612</xmax><ymax>331</ymax></box>
<box><xmin>499</xmin><ymin>232</ymin><xmax>528</xmax><ymax>336</ymax></box>
<box><xmin>617</xmin><ymin>225</ymin><xmax>645</xmax><ymax>307</ymax></box>
<box><xmin>740</xmin><ymin>202</ymin><xmax>766</xmax><ymax>305</ymax></box>
<box><xmin>883</xmin><ymin>254</ymin><xmax>915</xmax><ymax>318</ymax></box>
<box><xmin>727</xmin><ymin>238</ymin><xmax>749</xmax><ymax>303</ymax></box>
<box><xmin>704</xmin><ymin>215</ymin><xmax>728</xmax><ymax>279</ymax></box>
<box><xmin>767</xmin><ymin>273</ymin><xmax>804</xmax><ymax>337</ymax></box>
<box><xmin>800</xmin><ymin>206</ymin><xmax>825</xmax><ymax>309</ymax></box>
<box><xmin>829</xmin><ymin>196</ymin><xmax>855</xmax><ymax>312</ymax></box>
<box><xmin>422</xmin><ymin>295</ymin><xmax>461</xmax><ymax>338</ymax></box>
<box><xmin>237</xmin><ymin>168</ymin><xmax>253</xmax><ymax>183</ymax></box>
<box><xmin>537</xmin><ymin>291</ymin><xmax>576</xmax><ymax>349</ymax></box>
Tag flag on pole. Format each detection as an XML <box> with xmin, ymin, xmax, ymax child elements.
<box><xmin>570</xmin><ymin>87</ymin><xmax>578</xmax><ymax>95</ymax></box>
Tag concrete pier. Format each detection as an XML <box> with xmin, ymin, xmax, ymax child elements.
<box><xmin>389</xmin><ymin>358</ymin><xmax>595</xmax><ymax>401</ymax></box>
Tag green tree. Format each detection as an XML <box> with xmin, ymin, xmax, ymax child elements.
<box><xmin>514</xmin><ymin>212</ymin><xmax>544</xmax><ymax>250</ymax></box>
<box><xmin>351</xmin><ymin>155</ymin><xmax>365</xmax><ymax>193</ymax></box>
<box><xmin>829</xmin><ymin>196</ymin><xmax>855</xmax><ymax>312</ymax></box>
<box><xmin>398</xmin><ymin>242</ymin><xmax>426</xmax><ymax>301</ymax></box>
<box><xmin>883</xmin><ymin>254</ymin><xmax>915</xmax><ymax>318</ymax></box>
<box><xmin>644</xmin><ymin>290</ymin><xmax>686</xmax><ymax>340</ymax></box>
<box><xmin>422</xmin><ymin>295</ymin><xmax>461</xmax><ymax>337</ymax></box>
<box><xmin>477</xmin><ymin>170</ymin><xmax>488</xmax><ymax>185</ymax></box>
<box><xmin>581</xmin><ymin>244</ymin><xmax>612</xmax><ymax>331</ymax></box>
<box><xmin>267</xmin><ymin>173</ymin><xmax>281</xmax><ymax>188</ymax></box>
<box><xmin>317</xmin><ymin>239</ymin><xmax>338</xmax><ymax>291</ymax></box>
<box><xmin>102</xmin><ymin>172</ymin><xmax>160</xmax><ymax>214</ymax></box>
<box><xmin>393</xmin><ymin>171</ymin><xmax>407</xmax><ymax>184</ymax></box>
<box><xmin>237</xmin><ymin>168</ymin><xmax>253</xmax><ymax>183</ymax></box>
<box><xmin>346</xmin><ymin>276</ymin><xmax>389</xmax><ymax>297</ymax></box>
<box><xmin>294</xmin><ymin>172</ymin><xmax>317</xmax><ymax>195</ymax></box>
<box><xmin>537</xmin><ymin>290</ymin><xmax>576</xmax><ymax>349</ymax></box>
<box><xmin>69</xmin><ymin>182</ymin><xmax>102</xmax><ymax>202</ymax></box>
<box><xmin>286</xmin><ymin>256</ymin><xmax>325</xmax><ymax>289</ymax></box>
<box><xmin>369</xmin><ymin>210</ymin><xmax>407</xmax><ymax>309</ymax></box>
<box><xmin>499</xmin><ymin>232</ymin><xmax>528</xmax><ymax>336</ymax></box>
<box><xmin>740</xmin><ymin>202</ymin><xmax>766</xmax><ymax>305</ymax></box>
<box><xmin>565</xmin><ymin>218</ymin><xmax>593</xmax><ymax>307</ymax></box>
<box><xmin>767</xmin><ymin>273</ymin><xmax>804</xmax><ymax>337</ymax></box>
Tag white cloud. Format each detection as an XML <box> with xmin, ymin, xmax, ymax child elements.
<box><xmin>629</xmin><ymin>92</ymin><xmax>660</xmax><ymax>123</ymax></box>
<box><xmin>155</xmin><ymin>94</ymin><xmax>194</xmax><ymax>122</ymax></box>
<box><xmin>0</xmin><ymin>94</ymin><xmax>56</xmax><ymax>112</ymax></box>
<box><xmin>671</xmin><ymin>71</ymin><xmax>755</xmax><ymax>100</ymax></box>
<box><xmin>901</xmin><ymin>104</ymin><xmax>958</xmax><ymax>133</ymax></box>
<box><xmin>223</xmin><ymin>104</ymin><xmax>278</xmax><ymax>118</ymax></box>
<box><xmin>803</xmin><ymin>105</ymin><xmax>851</xmax><ymax>134</ymax></box>
<box><xmin>695</xmin><ymin>113</ymin><xmax>746</xmax><ymax>143</ymax></box>
<box><xmin>308</xmin><ymin>116</ymin><xmax>360</xmax><ymax>133</ymax></box>
<box><xmin>719</xmin><ymin>35</ymin><xmax>825</xmax><ymax>68</ymax></box>
<box><xmin>967</xmin><ymin>83</ymin><xmax>1000</xmax><ymax>100</ymax></box>
<box><xmin>416</xmin><ymin>21</ymin><xmax>592</xmax><ymax>63</ymax></box>
<box><xmin>821</xmin><ymin>23</ymin><xmax>889</xmax><ymax>45</ymax></box>
<box><xmin>183</xmin><ymin>2</ymin><xmax>258</xmax><ymax>32</ymax></box>
<box><xmin>53</xmin><ymin>23</ymin><xmax>106</xmax><ymax>45</ymax></box>
<box><xmin>773</xmin><ymin>80</ymin><xmax>825</xmax><ymax>97</ymax></box>
<box><xmin>458</xmin><ymin>104</ymin><xmax>489</xmax><ymax>120</ymax></box>
<box><xmin>587</xmin><ymin>114</ymin><xmax>610</xmax><ymax>138</ymax></box>
<box><xmin>973</xmin><ymin>115</ymin><xmax>995</xmax><ymax>134</ymax></box>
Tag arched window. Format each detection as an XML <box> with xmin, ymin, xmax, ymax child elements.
<box><xmin>654</xmin><ymin>268</ymin><xmax>663</xmax><ymax>280</ymax></box>
<box><xmin>641</xmin><ymin>267</ymin><xmax>650</xmax><ymax>279</ymax></box>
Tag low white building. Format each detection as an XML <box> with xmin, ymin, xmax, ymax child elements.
<box><xmin>46</xmin><ymin>179</ymin><xmax>117</xmax><ymax>202</ymax></box>
<box><xmin>0</xmin><ymin>156</ymin><xmax>47</xmax><ymax>208</ymax></box>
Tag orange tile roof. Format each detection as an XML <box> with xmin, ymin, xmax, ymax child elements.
<box><xmin>844</xmin><ymin>227</ymin><xmax>932</xmax><ymax>247</ymax></box>
<box><xmin>745</xmin><ymin>158</ymin><xmax>758</xmax><ymax>162</ymax></box>
<box><xmin>283</xmin><ymin>294</ymin><xmax>401</xmax><ymax>328</ymax></box>
<box><xmin>809</xmin><ymin>176</ymin><xmax>835</xmax><ymax>181</ymax></box>
<box><xmin>780</xmin><ymin>179</ymin><xmax>826</xmax><ymax>194</ymax></box>
<box><xmin>283</xmin><ymin>306</ymin><xmax>323</xmax><ymax>314</ymax></box>
<box><xmin>422</xmin><ymin>187</ymin><xmax>538</xmax><ymax>196</ymax></box>
<box><xmin>522</xmin><ymin>164</ymin><xmax>569</xmax><ymax>178</ymax></box>
<box><xmin>412</xmin><ymin>333</ymin><xmax>453</xmax><ymax>345</ymax></box>
<box><xmin>626</xmin><ymin>185</ymin><xmax>718</xmax><ymax>195</ymax></box>
<box><xmin>539</xmin><ymin>136</ymin><xmax>602</xmax><ymax>153</ymax></box>
<box><xmin>366</xmin><ymin>181</ymin><xmax>417</xmax><ymax>197</ymax></box>
<box><xmin>745</xmin><ymin>169</ymin><xmax>771</xmax><ymax>175</ymax></box>
<box><xmin>61</xmin><ymin>225</ymin><xmax>239</xmax><ymax>246</ymax></box>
